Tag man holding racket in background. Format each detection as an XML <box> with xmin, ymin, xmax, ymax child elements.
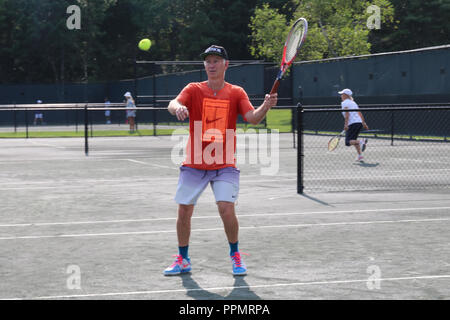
<box><xmin>339</xmin><ymin>88</ymin><xmax>369</xmax><ymax>161</ymax></box>
<box><xmin>164</xmin><ymin>45</ymin><xmax>277</xmax><ymax>276</ymax></box>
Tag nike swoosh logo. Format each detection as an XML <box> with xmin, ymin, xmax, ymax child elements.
<box><xmin>206</xmin><ymin>118</ymin><xmax>223</xmax><ymax>124</ymax></box>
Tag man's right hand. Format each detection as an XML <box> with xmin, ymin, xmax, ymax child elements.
<box><xmin>175</xmin><ymin>105</ymin><xmax>189</xmax><ymax>121</ymax></box>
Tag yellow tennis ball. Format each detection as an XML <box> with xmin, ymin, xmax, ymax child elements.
<box><xmin>138</xmin><ymin>38</ymin><xmax>151</xmax><ymax>51</ymax></box>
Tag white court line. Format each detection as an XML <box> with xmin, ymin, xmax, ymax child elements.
<box><xmin>0</xmin><ymin>173</ymin><xmax>445</xmax><ymax>190</ymax></box>
<box><xmin>124</xmin><ymin>159</ymin><xmax>177</xmax><ymax>170</ymax></box>
<box><xmin>5</xmin><ymin>274</ymin><xmax>450</xmax><ymax>300</ymax></box>
<box><xmin>0</xmin><ymin>186</ymin><xmax>67</xmax><ymax>191</ymax></box>
<box><xmin>391</xmin><ymin>157</ymin><xmax>450</xmax><ymax>165</ymax></box>
<box><xmin>26</xmin><ymin>141</ymin><xmax>66</xmax><ymax>149</ymax></box>
<box><xmin>0</xmin><ymin>156</ymin><xmax>174</xmax><ymax>163</ymax></box>
<box><xmin>306</xmin><ymin>173</ymin><xmax>450</xmax><ymax>181</ymax></box>
<box><xmin>304</xmin><ymin>168</ymin><xmax>450</xmax><ymax>174</ymax></box>
<box><xmin>0</xmin><ymin>217</ymin><xmax>448</xmax><ymax>241</ymax></box>
<box><xmin>0</xmin><ymin>184</ymin><xmax>150</xmax><ymax>191</ymax></box>
<box><xmin>0</xmin><ymin>178</ymin><xmax>157</xmax><ymax>186</ymax></box>
<box><xmin>0</xmin><ymin>177</ymin><xmax>297</xmax><ymax>191</ymax></box>
<box><xmin>0</xmin><ymin>174</ymin><xmax>297</xmax><ymax>186</ymax></box>
<box><xmin>0</xmin><ymin>181</ymin><xmax>168</xmax><ymax>191</ymax></box>
<box><xmin>1</xmin><ymin>206</ymin><xmax>449</xmax><ymax>228</ymax></box>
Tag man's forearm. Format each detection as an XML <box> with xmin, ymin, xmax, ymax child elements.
<box><xmin>251</xmin><ymin>104</ymin><xmax>271</xmax><ymax>124</ymax></box>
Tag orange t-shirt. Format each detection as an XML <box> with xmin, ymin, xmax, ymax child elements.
<box><xmin>176</xmin><ymin>81</ymin><xmax>254</xmax><ymax>170</ymax></box>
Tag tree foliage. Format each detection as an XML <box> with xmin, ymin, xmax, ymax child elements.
<box><xmin>0</xmin><ymin>0</ymin><xmax>448</xmax><ymax>84</ymax></box>
<box><xmin>370</xmin><ymin>0</ymin><xmax>450</xmax><ymax>52</ymax></box>
<box><xmin>249</xmin><ymin>0</ymin><xmax>395</xmax><ymax>62</ymax></box>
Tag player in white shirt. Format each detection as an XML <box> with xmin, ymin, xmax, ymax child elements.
<box><xmin>338</xmin><ymin>89</ymin><xmax>369</xmax><ymax>161</ymax></box>
<box><xmin>124</xmin><ymin>92</ymin><xmax>136</xmax><ymax>132</ymax></box>
<box><xmin>34</xmin><ymin>100</ymin><xmax>44</xmax><ymax>125</ymax></box>
<box><xmin>104</xmin><ymin>97</ymin><xmax>111</xmax><ymax>124</ymax></box>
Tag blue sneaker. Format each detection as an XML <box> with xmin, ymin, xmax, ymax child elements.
<box><xmin>163</xmin><ymin>255</ymin><xmax>191</xmax><ymax>276</ymax></box>
<box><xmin>230</xmin><ymin>252</ymin><xmax>248</xmax><ymax>276</ymax></box>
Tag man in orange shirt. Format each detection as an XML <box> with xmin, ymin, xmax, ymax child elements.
<box><xmin>165</xmin><ymin>45</ymin><xmax>277</xmax><ymax>276</ymax></box>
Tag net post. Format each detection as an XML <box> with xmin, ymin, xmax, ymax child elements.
<box><xmin>390</xmin><ymin>109</ymin><xmax>395</xmax><ymax>146</ymax></box>
<box><xmin>292</xmin><ymin>106</ymin><xmax>296</xmax><ymax>148</ymax></box>
<box><xmin>25</xmin><ymin>108</ymin><xmax>29</xmax><ymax>139</ymax></box>
<box><xmin>75</xmin><ymin>108</ymin><xmax>78</xmax><ymax>133</ymax></box>
<box><xmin>297</xmin><ymin>103</ymin><xmax>304</xmax><ymax>194</ymax></box>
<box><xmin>13</xmin><ymin>104</ymin><xmax>17</xmax><ymax>133</ymax></box>
<box><xmin>90</xmin><ymin>109</ymin><xmax>93</xmax><ymax>138</ymax></box>
<box><xmin>293</xmin><ymin>85</ymin><xmax>303</xmax><ymax>149</ymax></box>
<box><xmin>134</xmin><ymin>55</ymin><xmax>139</xmax><ymax>132</ymax></box>
<box><xmin>152</xmin><ymin>66</ymin><xmax>156</xmax><ymax>107</ymax></box>
<box><xmin>153</xmin><ymin>108</ymin><xmax>157</xmax><ymax>136</ymax></box>
<box><xmin>84</xmin><ymin>104</ymin><xmax>89</xmax><ymax>156</ymax></box>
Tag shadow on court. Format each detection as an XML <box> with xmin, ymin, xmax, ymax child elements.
<box><xmin>353</xmin><ymin>161</ymin><xmax>380</xmax><ymax>168</ymax></box>
<box><xmin>300</xmin><ymin>193</ymin><xmax>332</xmax><ymax>206</ymax></box>
<box><xmin>181</xmin><ymin>274</ymin><xmax>261</xmax><ymax>300</ymax></box>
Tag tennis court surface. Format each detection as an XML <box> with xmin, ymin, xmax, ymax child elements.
<box><xmin>0</xmin><ymin>134</ymin><xmax>449</xmax><ymax>300</ymax></box>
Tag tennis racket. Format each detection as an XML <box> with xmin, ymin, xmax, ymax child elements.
<box><xmin>270</xmin><ymin>17</ymin><xmax>308</xmax><ymax>94</ymax></box>
<box><xmin>328</xmin><ymin>130</ymin><xmax>345</xmax><ymax>152</ymax></box>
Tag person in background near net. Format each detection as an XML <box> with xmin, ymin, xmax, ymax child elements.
<box><xmin>34</xmin><ymin>100</ymin><xmax>44</xmax><ymax>125</ymax></box>
<box><xmin>339</xmin><ymin>88</ymin><xmax>369</xmax><ymax>161</ymax></box>
<box><xmin>104</xmin><ymin>97</ymin><xmax>111</xmax><ymax>124</ymax></box>
<box><xmin>164</xmin><ymin>45</ymin><xmax>277</xmax><ymax>276</ymax></box>
<box><xmin>124</xmin><ymin>92</ymin><xmax>136</xmax><ymax>132</ymax></box>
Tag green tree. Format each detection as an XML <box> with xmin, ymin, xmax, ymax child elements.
<box><xmin>370</xmin><ymin>0</ymin><xmax>450</xmax><ymax>52</ymax></box>
<box><xmin>0</xmin><ymin>0</ymin><xmax>118</xmax><ymax>84</ymax></box>
<box><xmin>249</xmin><ymin>0</ymin><xmax>395</xmax><ymax>62</ymax></box>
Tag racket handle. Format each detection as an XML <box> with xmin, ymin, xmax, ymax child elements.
<box><xmin>270</xmin><ymin>80</ymin><xmax>280</xmax><ymax>94</ymax></box>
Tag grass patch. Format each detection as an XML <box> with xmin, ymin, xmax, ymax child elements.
<box><xmin>0</xmin><ymin>110</ymin><xmax>295</xmax><ymax>138</ymax></box>
<box><xmin>0</xmin><ymin>127</ymin><xmax>285</xmax><ymax>138</ymax></box>
<box><xmin>266</xmin><ymin>109</ymin><xmax>292</xmax><ymax>132</ymax></box>
<box><xmin>0</xmin><ymin>131</ymin><xmax>85</xmax><ymax>138</ymax></box>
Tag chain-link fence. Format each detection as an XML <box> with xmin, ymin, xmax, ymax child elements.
<box><xmin>297</xmin><ymin>105</ymin><xmax>450</xmax><ymax>193</ymax></box>
<box><xmin>2</xmin><ymin>103</ymin><xmax>449</xmax><ymax>194</ymax></box>
<box><xmin>0</xmin><ymin>101</ymin><xmax>295</xmax><ymax>139</ymax></box>
<box><xmin>0</xmin><ymin>103</ymin><xmax>190</xmax><ymax>140</ymax></box>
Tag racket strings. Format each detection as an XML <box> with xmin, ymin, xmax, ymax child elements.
<box><xmin>328</xmin><ymin>137</ymin><xmax>340</xmax><ymax>151</ymax></box>
<box><xmin>285</xmin><ymin>22</ymin><xmax>306</xmax><ymax>62</ymax></box>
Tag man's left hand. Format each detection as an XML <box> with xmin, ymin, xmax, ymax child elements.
<box><xmin>263</xmin><ymin>93</ymin><xmax>278</xmax><ymax>109</ymax></box>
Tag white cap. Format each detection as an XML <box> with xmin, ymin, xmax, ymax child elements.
<box><xmin>338</xmin><ymin>88</ymin><xmax>353</xmax><ymax>96</ymax></box>
<box><xmin>124</xmin><ymin>92</ymin><xmax>132</xmax><ymax>97</ymax></box>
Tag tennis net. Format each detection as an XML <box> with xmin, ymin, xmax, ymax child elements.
<box><xmin>297</xmin><ymin>104</ymin><xmax>450</xmax><ymax>193</ymax></box>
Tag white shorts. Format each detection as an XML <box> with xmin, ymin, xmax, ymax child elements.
<box><xmin>174</xmin><ymin>166</ymin><xmax>240</xmax><ymax>205</ymax></box>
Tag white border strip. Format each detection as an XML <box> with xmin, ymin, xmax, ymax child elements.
<box><xmin>1</xmin><ymin>206</ymin><xmax>449</xmax><ymax>228</ymax></box>
<box><xmin>5</xmin><ymin>274</ymin><xmax>450</xmax><ymax>300</ymax></box>
<box><xmin>0</xmin><ymin>217</ymin><xmax>448</xmax><ymax>241</ymax></box>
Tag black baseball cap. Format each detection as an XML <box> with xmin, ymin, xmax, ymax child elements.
<box><xmin>200</xmin><ymin>45</ymin><xmax>229</xmax><ymax>60</ymax></box>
